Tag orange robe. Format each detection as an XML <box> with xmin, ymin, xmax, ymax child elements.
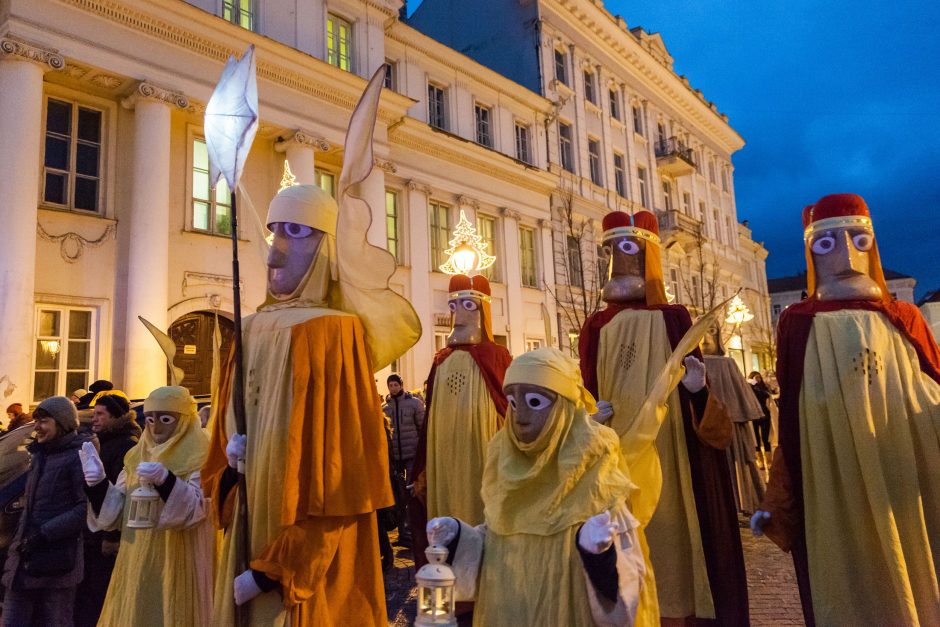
<box><xmin>203</xmin><ymin>310</ymin><xmax>393</xmax><ymax>626</ymax></box>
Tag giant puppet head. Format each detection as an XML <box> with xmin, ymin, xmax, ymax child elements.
<box><xmin>802</xmin><ymin>193</ymin><xmax>888</xmax><ymax>302</ymax></box>
<box><xmin>700</xmin><ymin>321</ymin><xmax>725</xmax><ymax>356</ymax></box>
<box><xmin>447</xmin><ymin>274</ymin><xmax>493</xmax><ymax>347</ymax></box>
<box><xmin>600</xmin><ymin>210</ymin><xmax>668</xmax><ymax>305</ymax></box>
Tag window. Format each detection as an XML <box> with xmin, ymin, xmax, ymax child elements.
<box><xmin>476</xmin><ymin>214</ymin><xmax>498</xmax><ymax>281</ymax></box>
<box><xmin>662</xmin><ymin>179</ymin><xmax>672</xmax><ymax>211</ymax></box>
<box><xmin>613</xmin><ymin>153</ymin><xmax>626</xmax><ymax>198</ymax></box>
<box><xmin>475</xmin><ymin>103</ymin><xmax>493</xmax><ymax>147</ymax></box>
<box><xmin>670</xmin><ymin>268</ymin><xmax>680</xmax><ymax>303</ymax></box>
<box><xmin>637</xmin><ymin>165</ymin><xmax>649</xmax><ymax>208</ymax></box>
<box><xmin>708</xmin><ymin>160</ymin><xmax>717</xmax><ymax>184</ymax></box>
<box><xmin>428</xmin><ymin>83</ymin><xmax>447</xmax><ymax>130</ymax></box>
<box><xmin>682</xmin><ymin>192</ymin><xmax>691</xmax><ymax>214</ymax></box>
<box><xmin>434</xmin><ymin>331</ymin><xmax>449</xmax><ymax>352</ymax></box>
<box><xmin>385</xmin><ymin>190</ymin><xmax>400</xmax><ymax>262</ymax></box>
<box><xmin>515</xmin><ymin>123</ymin><xmax>531</xmax><ymax>164</ymax></box>
<box><xmin>713</xmin><ymin>210</ymin><xmax>721</xmax><ymax>243</ymax></box>
<box><xmin>609</xmin><ymin>88</ymin><xmax>620</xmax><ymax>120</ymax></box>
<box><xmin>554</xmin><ymin>49</ymin><xmax>568</xmax><ymax>86</ymax></box>
<box><xmin>588</xmin><ymin>138</ymin><xmax>602</xmax><ymax>186</ymax></box>
<box><xmin>222</xmin><ymin>0</ymin><xmax>253</xmax><ymax>30</ymax></box>
<box><xmin>558</xmin><ymin>122</ymin><xmax>574</xmax><ymax>173</ymax></box>
<box><xmin>721</xmin><ymin>168</ymin><xmax>729</xmax><ymax>192</ymax></box>
<box><xmin>316</xmin><ymin>170</ymin><xmax>335</xmax><ymax>197</ymax></box>
<box><xmin>699</xmin><ymin>201</ymin><xmax>707</xmax><ymax>234</ymax></box>
<box><xmin>596</xmin><ymin>245</ymin><xmax>608</xmax><ymax>288</ymax></box>
<box><xmin>192</xmin><ymin>138</ymin><xmax>232</xmax><ymax>235</ymax></box>
<box><xmin>327</xmin><ymin>14</ymin><xmax>353</xmax><ymax>72</ymax></box>
<box><xmin>519</xmin><ymin>226</ymin><xmax>538</xmax><ymax>288</ymax></box>
<box><xmin>583</xmin><ymin>70</ymin><xmax>596</xmax><ymax>104</ymax></box>
<box><xmin>429</xmin><ymin>202</ymin><xmax>451</xmax><ymax>271</ymax></box>
<box><xmin>525</xmin><ymin>338</ymin><xmax>543</xmax><ymax>352</ymax></box>
<box><xmin>43</xmin><ymin>98</ymin><xmax>102</xmax><ymax>212</ymax></box>
<box><xmin>383</xmin><ymin>61</ymin><xmax>396</xmax><ymax>90</ymax></box>
<box><xmin>692</xmin><ymin>275</ymin><xmax>702</xmax><ymax>305</ymax></box>
<box><xmin>772</xmin><ymin>304</ymin><xmax>782</xmax><ymax>316</ymax></box>
<box><xmin>725</xmin><ymin>216</ymin><xmax>734</xmax><ymax>246</ymax></box>
<box><xmin>657</xmin><ymin>122</ymin><xmax>667</xmax><ymax>146</ymax></box>
<box><xmin>33</xmin><ymin>306</ymin><xmax>95</xmax><ymax>403</ymax></box>
<box><xmin>632</xmin><ymin>104</ymin><xmax>644</xmax><ymax>136</ymax></box>
<box><xmin>567</xmin><ymin>236</ymin><xmax>583</xmax><ymax>289</ymax></box>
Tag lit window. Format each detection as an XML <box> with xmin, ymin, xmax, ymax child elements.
<box><xmin>637</xmin><ymin>165</ymin><xmax>649</xmax><ymax>208</ymax></box>
<box><xmin>385</xmin><ymin>190</ymin><xmax>400</xmax><ymax>262</ymax></box>
<box><xmin>475</xmin><ymin>103</ymin><xmax>492</xmax><ymax>147</ymax></box>
<box><xmin>327</xmin><ymin>14</ymin><xmax>353</xmax><ymax>72</ymax></box>
<box><xmin>316</xmin><ymin>170</ymin><xmax>335</xmax><ymax>198</ymax></box>
<box><xmin>43</xmin><ymin>98</ymin><xmax>102</xmax><ymax>213</ymax></box>
<box><xmin>519</xmin><ymin>226</ymin><xmax>538</xmax><ymax>288</ymax></box>
<box><xmin>428</xmin><ymin>84</ymin><xmax>447</xmax><ymax>130</ymax></box>
<box><xmin>429</xmin><ymin>202</ymin><xmax>450</xmax><ymax>271</ymax></box>
<box><xmin>613</xmin><ymin>153</ymin><xmax>626</xmax><ymax>198</ymax></box>
<box><xmin>192</xmin><ymin>138</ymin><xmax>232</xmax><ymax>236</ymax></box>
<box><xmin>554</xmin><ymin>49</ymin><xmax>568</xmax><ymax>86</ymax></box>
<box><xmin>525</xmin><ymin>337</ymin><xmax>543</xmax><ymax>352</ymax></box>
<box><xmin>588</xmin><ymin>138</ymin><xmax>602</xmax><ymax>186</ymax></box>
<box><xmin>476</xmin><ymin>214</ymin><xmax>498</xmax><ymax>281</ymax></box>
<box><xmin>632</xmin><ymin>105</ymin><xmax>644</xmax><ymax>136</ymax></box>
<box><xmin>33</xmin><ymin>306</ymin><xmax>96</xmax><ymax>403</ymax></box>
<box><xmin>567</xmin><ymin>235</ymin><xmax>583</xmax><ymax>289</ymax></box>
<box><xmin>583</xmin><ymin>70</ymin><xmax>596</xmax><ymax>104</ymax></box>
<box><xmin>222</xmin><ymin>0</ymin><xmax>253</xmax><ymax>30</ymax></box>
<box><xmin>515</xmin><ymin>123</ymin><xmax>531</xmax><ymax>164</ymax></box>
<box><xmin>609</xmin><ymin>88</ymin><xmax>620</xmax><ymax>120</ymax></box>
<box><xmin>559</xmin><ymin>122</ymin><xmax>574</xmax><ymax>173</ymax></box>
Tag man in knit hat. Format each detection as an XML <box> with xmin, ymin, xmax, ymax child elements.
<box><xmin>5</xmin><ymin>402</ymin><xmax>32</xmax><ymax>432</ymax></box>
<box><xmin>1</xmin><ymin>396</ymin><xmax>87</xmax><ymax>626</ymax></box>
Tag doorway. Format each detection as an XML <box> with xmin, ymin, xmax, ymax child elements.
<box><xmin>167</xmin><ymin>311</ymin><xmax>234</xmax><ymax>395</ymax></box>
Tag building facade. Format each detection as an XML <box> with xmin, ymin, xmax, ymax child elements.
<box><xmin>0</xmin><ymin>0</ymin><xmax>771</xmax><ymax>406</ymax></box>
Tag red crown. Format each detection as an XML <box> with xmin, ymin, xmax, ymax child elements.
<box><xmin>469</xmin><ymin>274</ymin><xmax>492</xmax><ymax>296</ymax></box>
<box><xmin>632</xmin><ymin>211</ymin><xmax>659</xmax><ymax>236</ymax></box>
<box><xmin>802</xmin><ymin>194</ymin><xmax>870</xmax><ymax>229</ymax></box>
<box><xmin>601</xmin><ymin>211</ymin><xmax>631</xmax><ymax>232</ymax></box>
<box><xmin>448</xmin><ymin>274</ymin><xmax>492</xmax><ymax>297</ymax></box>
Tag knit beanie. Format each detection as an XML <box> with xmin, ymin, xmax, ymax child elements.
<box><xmin>35</xmin><ymin>396</ymin><xmax>79</xmax><ymax>433</ymax></box>
<box><xmin>94</xmin><ymin>391</ymin><xmax>131</xmax><ymax>418</ymax></box>
<box><xmin>88</xmin><ymin>380</ymin><xmax>113</xmax><ymax>394</ymax></box>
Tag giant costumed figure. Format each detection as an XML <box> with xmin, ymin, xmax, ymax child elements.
<box><xmin>202</xmin><ymin>68</ymin><xmax>421</xmax><ymax>626</ymax></box>
<box><xmin>751</xmin><ymin>193</ymin><xmax>940</xmax><ymax>626</ymax></box>
<box><xmin>579</xmin><ymin>210</ymin><xmax>748</xmax><ymax>626</ymax></box>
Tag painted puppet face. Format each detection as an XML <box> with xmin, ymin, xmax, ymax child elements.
<box><xmin>266</xmin><ymin>222</ymin><xmax>325</xmax><ymax>298</ymax></box>
<box><xmin>602</xmin><ymin>235</ymin><xmax>646</xmax><ymax>303</ymax></box>
<box><xmin>447</xmin><ymin>297</ymin><xmax>484</xmax><ymax>346</ymax></box>
<box><xmin>504</xmin><ymin>383</ymin><xmax>558</xmax><ymax>444</ymax></box>
<box><xmin>810</xmin><ymin>226</ymin><xmax>882</xmax><ymax>302</ymax></box>
<box><xmin>144</xmin><ymin>411</ymin><xmax>181</xmax><ymax>445</ymax></box>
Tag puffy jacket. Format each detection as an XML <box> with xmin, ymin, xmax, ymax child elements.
<box><xmin>382</xmin><ymin>392</ymin><xmax>425</xmax><ymax>466</ymax></box>
<box><xmin>2</xmin><ymin>430</ymin><xmax>88</xmax><ymax>590</ymax></box>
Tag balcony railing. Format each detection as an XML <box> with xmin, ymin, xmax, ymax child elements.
<box><xmin>655</xmin><ymin>137</ymin><xmax>696</xmax><ymax>177</ymax></box>
<box><xmin>658</xmin><ymin>209</ymin><xmax>703</xmax><ymax>247</ymax></box>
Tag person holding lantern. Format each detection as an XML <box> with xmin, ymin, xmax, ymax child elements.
<box><xmin>79</xmin><ymin>385</ymin><xmax>213</xmax><ymax>625</ymax></box>
<box><xmin>410</xmin><ymin>273</ymin><xmax>512</xmax><ymax>564</ymax></box>
<box><xmin>579</xmin><ymin>210</ymin><xmax>747</xmax><ymax>626</ymax></box>
<box><xmin>426</xmin><ymin>347</ymin><xmax>646</xmax><ymax>626</ymax></box>
<box><xmin>751</xmin><ymin>193</ymin><xmax>940</xmax><ymax>626</ymax></box>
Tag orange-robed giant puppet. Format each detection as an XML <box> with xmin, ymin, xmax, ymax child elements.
<box><xmin>410</xmin><ymin>274</ymin><xmax>512</xmax><ymax>560</ymax></box>
<box><xmin>579</xmin><ymin>210</ymin><xmax>748</xmax><ymax>626</ymax></box>
<box><xmin>202</xmin><ymin>70</ymin><xmax>421</xmax><ymax>627</ymax></box>
<box><xmin>752</xmin><ymin>193</ymin><xmax>940</xmax><ymax>626</ymax></box>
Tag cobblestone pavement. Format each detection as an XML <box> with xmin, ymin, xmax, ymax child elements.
<box><xmin>384</xmin><ymin>521</ymin><xmax>804</xmax><ymax>626</ymax></box>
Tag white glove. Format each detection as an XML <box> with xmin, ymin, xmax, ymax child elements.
<box><xmin>681</xmin><ymin>356</ymin><xmax>707</xmax><ymax>393</ymax></box>
<box><xmin>136</xmin><ymin>461</ymin><xmax>169</xmax><ymax>486</ymax></box>
<box><xmin>78</xmin><ymin>441</ymin><xmax>106</xmax><ymax>486</ymax></box>
<box><xmin>750</xmin><ymin>510</ymin><xmax>771</xmax><ymax>536</ymax></box>
<box><xmin>234</xmin><ymin>569</ymin><xmax>262</xmax><ymax>606</ymax></box>
<box><xmin>591</xmin><ymin>400</ymin><xmax>614</xmax><ymax>424</ymax></box>
<box><xmin>226</xmin><ymin>433</ymin><xmax>247</xmax><ymax>470</ymax></box>
<box><xmin>578</xmin><ymin>510</ymin><xmax>619</xmax><ymax>554</ymax></box>
<box><xmin>426</xmin><ymin>517</ymin><xmax>459</xmax><ymax>546</ymax></box>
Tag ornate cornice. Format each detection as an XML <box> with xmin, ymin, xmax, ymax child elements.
<box><xmin>275</xmin><ymin>129</ymin><xmax>330</xmax><ymax>152</ymax></box>
<box><xmin>499</xmin><ymin>206</ymin><xmax>522</xmax><ymax>220</ymax></box>
<box><xmin>454</xmin><ymin>194</ymin><xmax>480</xmax><ymax>210</ymax></box>
<box><xmin>37</xmin><ymin>221</ymin><xmax>116</xmax><ymax>262</ymax></box>
<box><xmin>405</xmin><ymin>179</ymin><xmax>433</xmax><ymax>195</ymax></box>
<box><xmin>0</xmin><ymin>35</ymin><xmax>65</xmax><ymax>70</ymax></box>
<box><xmin>374</xmin><ymin>158</ymin><xmax>397</xmax><ymax>174</ymax></box>
<box><xmin>122</xmin><ymin>81</ymin><xmax>189</xmax><ymax>109</ymax></box>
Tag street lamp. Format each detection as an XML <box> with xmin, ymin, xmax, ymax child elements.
<box><xmin>725</xmin><ymin>293</ymin><xmax>753</xmax><ymax>372</ymax></box>
<box><xmin>439</xmin><ymin>210</ymin><xmax>496</xmax><ymax>275</ymax></box>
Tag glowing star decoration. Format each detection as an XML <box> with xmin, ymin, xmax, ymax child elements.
<box><xmin>725</xmin><ymin>293</ymin><xmax>754</xmax><ymax>325</ymax></box>
<box><xmin>439</xmin><ymin>210</ymin><xmax>496</xmax><ymax>275</ymax></box>
<box><xmin>204</xmin><ymin>44</ymin><xmax>259</xmax><ymax>191</ymax></box>
<box><xmin>278</xmin><ymin>159</ymin><xmax>297</xmax><ymax>193</ymax></box>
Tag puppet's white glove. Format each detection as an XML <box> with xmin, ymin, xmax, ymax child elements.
<box><xmin>578</xmin><ymin>511</ymin><xmax>619</xmax><ymax>554</ymax></box>
<box><xmin>681</xmin><ymin>356</ymin><xmax>707</xmax><ymax>394</ymax></box>
<box><xmin>136</xmin><ymin>462</ymin><xmax>169</xmax><ymax>486</ymax></box>
<box><xmin>79</xmin><ymin>441</ymin><xmax>106</xmax><ymax>486</ymax></box>
<box><xmin>426</xmin><ymin>517</ymin><xmax>459</xmax><ymax>546</ymax></box>
<box><xmin>591</xmin><ymin>400</ymin><xmax>614</xmax><ymax>424</ymax></box>
<box><xmin>750</xmin><ymin>510</ymin><xmax>771</xmax><ymax>536</ymax></box>
<box><xmin>234</xmin><ymin>569</ymin><xmax>263</xmax><ymax>606</ymax></box>
<box><xmin>226</xmin><ymin>433</ymin><xmax>247</xmax><ymax>470</ymax></box>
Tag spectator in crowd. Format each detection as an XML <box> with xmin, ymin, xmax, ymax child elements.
<box><xmin>1</xmin><ymin>396</ymin><xmax>88</xmax><ymax>627</ymax></box>
<box><xmin>70</xmin><ymin>389</ymin><xmax>87</xmax><ymax>405</ymax></box>
<box><xmin>382</xmin><ymin>373</ymin><xmax>425</xmax><ymax>546</ymax></box>
<box><xmin>5</xmin><ymin>403</ymin><xmax>32</xmax><ymax>432</ymax></box>
<box><xmin>747</xmin><ymin>371</ymin><xmax>775</xmax><ymax>469</ymax></box>
<box><xmin>73</xmin><ymin>390</ymin><xmax>140</xmax><ymax>627</ymax></box>
<box><xmin>76</xmin><ymin>380</ymin><xmax>113</xmax><ymax>410</ymax></box>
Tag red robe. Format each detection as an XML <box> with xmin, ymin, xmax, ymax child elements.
<box><xmin>580</xmin><ymin>302</ymin><xmax>749</xmax><ymax>627</ymax></box>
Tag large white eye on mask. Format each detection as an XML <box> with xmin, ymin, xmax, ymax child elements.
<box><xmin>461</xmin><ymin>300</ymin><xmax>479</xmax><ymax>311</ymax></box>
<box><xmin>282</xmin><ymin>223</ymin><xmax>314</xmax><ymax>239</ymax></box>
<box><xmin>811</xmin><ymin>234</ymin><xmax>836</xmax><ymax>255</ymax></box>
<box><xmin>506</xmin><ymin>394</ymin><xmax>517</xmax><ymax>411</ymax></box>
<box><xmin>146</xmin><ymin>414</ymin><xmax>178</xmax><ymax>425</ymax></box>
<box><xmin>524</xmin><ymin>392</ymin><xmax>553</xmax><ymax>410</ymax></box>
<box><xmin>852</xmin><ymin>232</ymin><xmax>874</xmax><ymax>251</ymax></box>
<box><xmin>617</xmin><ymin>240</ymin><xmax>641</xmax><ymax>255</ymax></box>
<box><xmin>448</xmin><ymin>301</ymin><xmax>457</xmax><ymax>313</ymax></box>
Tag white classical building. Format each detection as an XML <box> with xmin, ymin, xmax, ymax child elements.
<box><xmin>0</xmin><ymin>0</ymin><xmax>771</xmax><ymax>406</ymax></box>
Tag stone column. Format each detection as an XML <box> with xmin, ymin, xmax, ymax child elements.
<box><xmin>0</xmin><ymin>37</ymin><xmax>64</xmax><ymax>402</ymax></box>
<box><xmin>406</xmin><ymin>180</ymin><xmax>434</xmax><ymax>380</ymax></box>
<box><xmin>122</xmin><ymin>82</ymin><xmax>188</xmax><ymax>398</ymax></box>
<box><xmin>274</xmin><ymin>129</ymin><xmax>325</xmax><ymax>185</ymax></box>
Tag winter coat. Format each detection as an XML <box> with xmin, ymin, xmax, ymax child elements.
<box><xmin>382</xmin><ymin>392</ymin><xmax>425</xmax><ymax>466</ymax></box>
<box><xmin>2</xmin><ymin>430</ymin><xmax>88</xmax><ymax>590</ymax></box>
<box><xmin>88</xmin><ymin>417</ymin><xmax>141</xmax><ymax>547</ymax></box>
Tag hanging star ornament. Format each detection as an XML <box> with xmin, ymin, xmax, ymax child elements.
<box><xmin>439</xmin><ymin>209</ymin><xmax>496</xmax><ymax>274</ymax></box>
<box><xmin>204</xmin><ymin>44</ymin><xmax>259</xmax><ymax>191</ymax></box>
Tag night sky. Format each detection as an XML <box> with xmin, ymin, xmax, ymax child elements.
<box><xmin>409</xmin><ymin>1</ymin><xmax>940</xmax><ymax>299</ymax></box>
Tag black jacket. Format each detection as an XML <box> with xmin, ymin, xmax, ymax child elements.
<box><xmin>88</xmin><ymin>417</ymin><xmax>141</xmax><ymax>547</ymax></box>
<box><xmin>382</xmin><ymin>392</ymin><xmax>425</xmax><ymax>466</ymax></box>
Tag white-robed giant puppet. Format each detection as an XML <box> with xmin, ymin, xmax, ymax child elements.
<box><xmin>752</xmin><ymin>193</ymin><xmax>940</xmax><ymax>626</ymax></box>
<box><xmin>80</xmin><ymin>385</ymin><xmax>212</xmax><ymax>625</ymax></box>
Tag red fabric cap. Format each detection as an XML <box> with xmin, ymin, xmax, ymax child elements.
<box><xmin>802</xmin><ymin>193</ymin><xmax>870</xmax><ymax>228</ymax></box>
<box><xmin>448</xmin><ymin>274</ymin><xmax>472</xmax><ymax>292</ymax></box>
<box><xmin>602</xmin><ymin>211</ymin><xmax>631</xmax><ymax>232</ymax></box>
<box><xmin>632</xmin><ymin>210</ymin><xmax>659</xmax><ymax>236</ymax></box>
<box><xmin>469</xmin><ymin>275</ymin><xmax>492</xmax><ymax>296</ymax></box>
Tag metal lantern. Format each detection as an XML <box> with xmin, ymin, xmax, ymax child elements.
<box><xmin>415</xmin><ymin>545</ymin><xmax>457</xmax><ymax>626</ymax></box>
<box><xmin>127</xmin><ymin>480</ymin><xmax>161</xmax><ymax>529</ymax></box>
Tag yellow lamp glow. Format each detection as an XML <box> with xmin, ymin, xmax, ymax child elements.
<box><xmin>439</xmin><ymin>210</ymin><xmax>496</xmax><ymax>275</ymax></box>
